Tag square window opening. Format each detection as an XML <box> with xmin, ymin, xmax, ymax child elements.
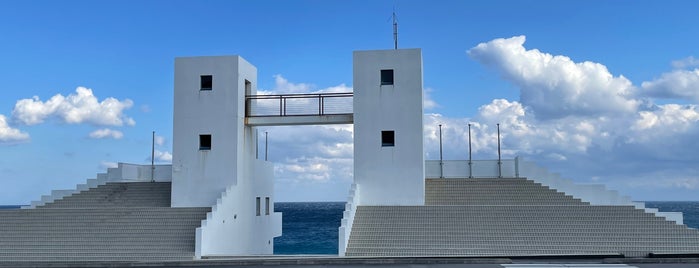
<box><xmin>199</xmin><ymin>134</ymin><xmax>212</xmax><ymax>150</ymax></box>
<box><xmin>200</xmin><ymin>75</ymin><xmax>212</xmax><ymax>90</ymax></box>
<box><xmin>245</xmin><ymin>79</ymin><xmax>252</xmax><ymax>95</ymax></box>
<box><xmin>380</xmin><ymin>69</ymin><xmax>394</xmax><ymax>85</ymax></box>
<box><xmin>381</xmin><ymin>130</ymin><xmax>395</xmax><ymax>147</ymax></box>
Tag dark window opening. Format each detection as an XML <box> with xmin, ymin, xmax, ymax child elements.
<box><xmin>380</xmin><ymin>69</ymin><xmax>394</xmax><ymax>85</ymax></box>
<box><xmin>245</xmin><ymin>79</ymin><xmax>252</xmax><ymax>95</ymax></box>
<box><xmin>199</xmin><ymin>134</ymin><xmax>212</xmax><ymax>150</ymax></box>
<box><xmin>201</xmin><ymin>75</ymin><xmax>212</xmax><ymax>90</ymax></box>
<box><xmin>381</xmin><ymin>130</ymin><xmax>395</xmax><ymax>147</ymax></box>
<box><xmin>265</xmin><ymin>197</ymin><xmax>270</xmax><ymax>215</ymax></box>
<box><xmin>256</xmin><ymin>197</ymin><xmax>261</xmax><ymax>216</ymax></box>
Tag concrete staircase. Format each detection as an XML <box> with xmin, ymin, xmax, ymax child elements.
<box><xmin>0</xmin><ymin>182</ymin><xmax>210</xmax><ymax>262</ymax></box>
<box><xmin>345</xmin><ymin>178</ymin><xmax>699</xmax><ymax>257</ymax></box>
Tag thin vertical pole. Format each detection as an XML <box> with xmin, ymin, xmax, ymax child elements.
<box><xmin>468</xmin><ymin>123</ymin><xmax>473</xmax><ymax>178</ymax></box>
<box><xmin>439</xmin><ymin>124</ymin><xmax>443</xmax><ymax>179</ymax></box>
<box><xmin>265</xmin><ymin>131</ymin><xmax>268</xmax><ymax>161</ymax></box>
<box><xmin>497</xmin><ymin>123</ymin><xmax>502</xmax><ymax>178</ymax></box>
<box><xmin>151</xmin><ymin>131</ymin><xmax>155</xmax><ymax>183</ymax></box>
<box><xmin>393</xmin><ymin>11</ymin><xmax>398</xmax><ymax>50</ymax></box>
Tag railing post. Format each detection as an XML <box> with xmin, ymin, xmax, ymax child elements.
<box><xmin>278</xmin><ymin>96</ymin><xmax>283</xmax><ymax>116</ymax></box>
<box><xmin>497</xmin><ymin>123</ymin><xmax>502</xmax><ymax>178</ymax></box>
<box><xmin>318</xmin><ymin>94</ymin><xmax>322</xmax><ymax>115</ymax></box>
<box><xmin>468</xmin><ymin>123</ymin><xmax>472</xmax><ymax>178</ymax></box>
<box><xmin>439</xmin><ymin>124</ymin><xmax>444</xmax><ymax>179</ymax></box>
<box><xmin>515</xmin><ymin>156</ymin><xmax>520</xmax><ymax>178</ymax></box>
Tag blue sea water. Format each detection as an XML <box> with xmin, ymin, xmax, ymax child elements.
<box><xmin>273</xmin><ymin>202</ymin><xmax>344</xmax><ymax>255</ymax></box>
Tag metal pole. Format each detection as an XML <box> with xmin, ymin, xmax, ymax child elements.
<box><xmin>439</xmin><ymin>124</ymin><xmax>443</xmax><ymax>179</ymax></box>
<box><xmin>468</xmin><ymin>123</ymin><xmax>472</xmax><ymax>178</ymax></box>
<box><xmin>497</xmin><ymin>123</ymin><xmax>502</xmax><ymax>178</ymax></box>
<box><xmin>151</xmin><ymin>131</ymin><xmax>155</xmax><ymax>183</ymax></box>
<box><xmin>265</xmin><ymin>131</ymin><xmax>268</xmax><ymax>161</ymax></box>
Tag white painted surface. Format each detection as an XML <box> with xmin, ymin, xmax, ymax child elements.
<box><xmin>518</xmin><ymin>158</ymin><xmax>684</xmax><ymax>224</ymax></box>
<box><xmin>353</xmin><ymin>49</ymin><xmax>425</xmax><ymax>206</ymax></box>
<box><xmin>172</xmin><ymin>56</ymin><xmax>257</xmax><ymax>207</ymax></box>
<box><xmin>22</xmin><ymin>162</ymin><xmax>170</xmax><ymax>209</ymax></box>
<box><xmin>172</xmin><ymin>55</ymin><xmax>281</xmax><ymax>255</ymax></box>
<box><xmin>338</xmin><ymin>183</ymin><xmax>359</xmax><ymax>256</ymax></box>
<box><xmin>196</xmin><ymin>159</ymin><xmax>281</xmax><ymax>258</ymax></box>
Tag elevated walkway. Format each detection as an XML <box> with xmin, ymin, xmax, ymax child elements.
<box><xmin>0</xmin><ymin>182</ymin><xmax>210</xmax><ymax>262</ymax></box>
<box><xmin>245</xmin><ymin>93</ymin><xmax>353</xmax><ymax>126</ymax></box>
<box><xmin>345</xmin><ymin>178</ymin><xmax>699</xmax><ymax>258</ymax></box>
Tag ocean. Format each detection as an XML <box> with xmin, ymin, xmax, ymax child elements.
<box><xmin>2</xmin><ymin>202</ymin><xmax>698</xmax><ymax>255</ymax></box>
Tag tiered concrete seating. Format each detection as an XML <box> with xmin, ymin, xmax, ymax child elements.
<box><xmin>0</xmin><ymin>182</ymin><xmax>210</xmax><ymax>262</ymax></box>
<box><xmin>426</xmin><ymin>178</ymin><xmax>588</xmax><ymax>205</ymax></box>
<box><xmin>346</xmin><ymin>178</ymin><xmax>699</xmax><ymax>257</ymax></box>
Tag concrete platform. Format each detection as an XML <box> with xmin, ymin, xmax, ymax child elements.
<box><xmin>1</xmin><ymin>256</ymin><xmax>699</xmax><ymax>268</ymax></box>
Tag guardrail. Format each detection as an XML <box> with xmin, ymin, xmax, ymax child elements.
<box><xmin>245</xmin><ymin>93</ymin><xmax>353</xmax><ymax>117</ymax></box>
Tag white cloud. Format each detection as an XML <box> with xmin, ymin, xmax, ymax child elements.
<box><xmin>154</xmin><ymin>135</ymin><xmax>166</xmax><ymax>146</ymax></box>
<box><xmin>88</xmin><ymin>128</ymin><xmax>124</xmax><ymax>139</ymax></box>
<box><xmin>671</xmin><ymin>56</ymin><xmax>699</xmax><ymax>69</ymax></box>
<box><xmin>12</xmin><ymin>87</ymin><xmax>135</xmax><ymax>126</ymax></box>
<box><xmin>261</xmin><ymin>50</ymin><xmax>699</xmax><ymax>200</ymax></box>
<box><xmin>0</xmin><ymin>114</ymin><xmax>29</xmax><ymax>144</ymax></box>
<box><xmin>423</xmin><ymin>88</ymin><xmax>439</xmax><ymax>110</ymax></box>
<box><xmin>99</xmin><ymin>161</ymin><xmax>118</xmax><ymax>170</ymax></box>
<box><xmin>154</xmin><ymin>150</ymin><xmax>172</xmax><ymax>162</ymax></box>
<box><xmin>467</xmin><ymin>35</ymin><xmax>639</xmax><ymax>120</ymax></box>
<box><xmin>640</xmin><ymin>69</ymin><xmax>699</xmax><ymax>101</ymax></box>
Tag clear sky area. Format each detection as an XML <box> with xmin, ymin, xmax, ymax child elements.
<box><xmin>1</xmin><ymin>1</ymin><xmax>698</xmax><ymax>204</ymax></box>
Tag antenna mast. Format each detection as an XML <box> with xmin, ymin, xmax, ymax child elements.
<box><xmin>392</xmin><ymin>10</ymin><xmax>398</xmax><ymax>49</ymax></box>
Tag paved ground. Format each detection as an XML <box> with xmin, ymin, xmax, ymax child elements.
<box><xmin>1</xmin><ymin>257</ymin><xmax>698</xmax><ymax>268</ymax></box>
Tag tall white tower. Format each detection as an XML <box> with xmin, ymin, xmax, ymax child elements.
<box><xmin>171</xmin><ymin>56</ymin><xmax>257</xmax><ymax>207</ymax></box>
<box><xmin>353</xmin><ymin>49</ymin><xmax>425</xmax><ymax>205</ymax></box>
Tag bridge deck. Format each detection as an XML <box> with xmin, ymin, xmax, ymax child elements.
<box><xmin>245</xmin><ymin>93</ymin><xmax>353</xmax><ymax>126</ymax></box>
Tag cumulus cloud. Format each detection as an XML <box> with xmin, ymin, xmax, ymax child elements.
<box><xmin>153</xmin><ymin>150</ymin><xmax>172</xmax><ymax>162</ymax></box>
<box><xmin>12</xmin><ymin>87</ymin><xmax>135</xmax><ymax>126</ymax></box>
<box><xmin>0</xmin><ymin>114</ymin><xmax>30</xmax><ymax>144</ymax></box>
<box><xmin>671</xmin><ymin>56</ymin><xmax>699</xmax><ymax>69</ymax></box>
<box><xmin>253</xmin><ymin>76</ymin><xmax>354</xmax><ymax>184</ymax></box>
<box><xmin>88</xmin><ymin>128</ymin><xmax>124</xmax><ymax>139</ymax></box>
<box><xmin>640</xmin><ymin>69</ymin><xmax>699</xmax><ymax>101</ymax></box>
<box><xmin>154</xmin><ymin>135</ymin><xmax>166</xmax><ymax>146</ymax></box>
<box><xmin>99</xmin><ymin>161</ymin><xmax>118</xmax><ymax>170</ymax></box>
<box><xmin>467</xmin><ymin>35</ymin><xmax>639</xmax><ymax>120</ymax></box>
<box><xmin>423</xmin><ymin>88</ymin><xmax>439</xmax><ymax>110</ymax></box>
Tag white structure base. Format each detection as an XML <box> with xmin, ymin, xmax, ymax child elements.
<box><xmin>195</xmin><ymin>159</ymin><xmax>281</xmax><ymax>258</ymax></box>
<box><xmin>23</xmin><ymin>163</ymin><xmax>172</xmax><ymax>209</ymax></box>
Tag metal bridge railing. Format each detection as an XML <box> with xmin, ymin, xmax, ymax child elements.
<box><xmin>245</xmin><ymin>93</ymin><xmax>353</xmax><ymax>117</ymax></box>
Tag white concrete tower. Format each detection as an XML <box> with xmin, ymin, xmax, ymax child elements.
<box><xmin>171</xmin><ymin>56</ymin><xmax>257</xmax><ymax>207</ymax></box>
<box><xmin>353</xmin><ymin>49</ymin><xmax>425</xmax><ymax>205</ymax></box>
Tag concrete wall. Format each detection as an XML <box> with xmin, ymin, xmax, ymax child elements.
<box><xmin>23</xmin><ymin>163</ymin><xmax>172</xmax><ymax>209</ymax></box>
<box><xmin>196</xmin><ymin>159</ymin><xmax>281</xmax><ymax>257</ymax></box>
<box><xmin>517</xmin><ymin>158</ymin><xmax>684</xmax><ymax>225</ymax></box>
<box><xmin>172</xmin><ymin>56</ymin><xmax>257</xmax><ymax>207</ymax></box>
<box><xmin>338</xmin><ymin>183</ymin><xmax>359</xmax><ymax>256</ymax></box>
<box><xmin>353</xmin><ymin>49</ymin><xmax>425</xmax><ymax>206</ymax></box>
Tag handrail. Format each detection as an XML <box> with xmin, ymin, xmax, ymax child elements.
<box><xmin>245</xmin><ymin>92</ymin><xmax>353</xmax><ymax>117</ymax></box>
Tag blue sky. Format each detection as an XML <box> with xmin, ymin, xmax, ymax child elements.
<box><xmin>1</xmin><ymin>1</ymin><xmax>699</xmax><ymax>204</ymax></box>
